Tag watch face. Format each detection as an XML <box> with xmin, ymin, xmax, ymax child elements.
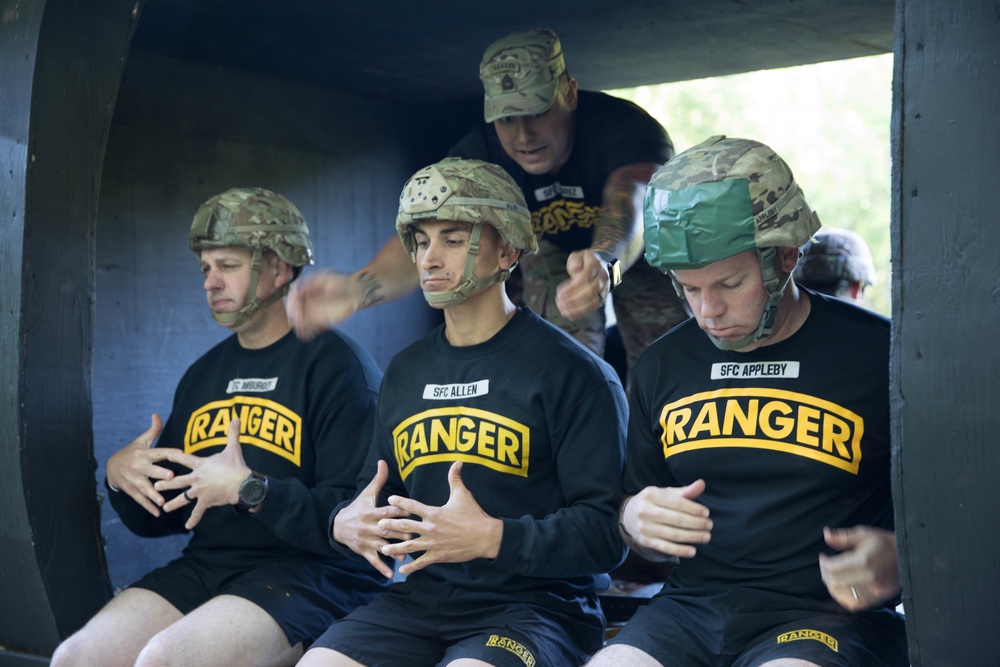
<box><xmin>240</xmin><ymin>477</ymin><xmax>268</xmax><ymax>505</ymax></box>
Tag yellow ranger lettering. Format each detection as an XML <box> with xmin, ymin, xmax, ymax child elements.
<box><xmin>393</xmin><ymin>407</ymin><xmax>530</xmax><ymax>480</ymax></box>
<box><xmin>776</xmin><ymin>629</ymin><xmax>839</xmax><ymax>651</ymax></box>
<box><xmin>184</xmin><ymin>396</ymin><xmax>303</xmax><ymax>466</ymax></box>
<box><xmin>658</xmin><ymin>388</ymin><xmax>863</xmax><ymax>474</ymax></box>
<box><xmin>485</xmin><ymin>635</ymin><xmax>536</xmax><ymax>667</ymax></box>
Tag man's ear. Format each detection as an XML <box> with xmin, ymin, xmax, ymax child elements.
<box><xmin>777</xmin><ymin>246</ymin><xmax>800</xmax><ymax>274</ymax></box>
<box><xmin>273</xmin><ymin>257</ymin><xmax>294</xmax><ymax>289</ymax></box>
<box><xmin>565</xmin><ymin>77</ymin><xmax>579</xmax><ymax>111</ymax></box>
<box><xmin>499</xmin><ymin>245</ymin><xmax>522</xmax><ymax>271</ymax></box>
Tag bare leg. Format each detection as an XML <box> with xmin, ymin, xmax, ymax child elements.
<box><xmin>296</xmin><ymin>646</ymin><xmax>366</xmax><ymax>667</ymax></box>
<box><xmin>50</xmin><ymin>588</ymin><xmax>182</xmax><ymax>667</ymax></box>
<box><xmin>586</xmin><ymin>644</ymin><xmax>663</xmax><ymax>667</ymax></box>
<box><xmin>134</xmin><ymin>594</ymin><xmax>302</xmax><ymax>667</ymax></box>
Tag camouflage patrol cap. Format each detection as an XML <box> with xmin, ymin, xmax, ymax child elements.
<box><xmin>396</xmin><ymin>158</ymin><xmax>537</xmax><ymax>254</ymax></box>
<box><xmin>794</xmin><ymin>227</ymin><xmax>877</xmax><ymax>287</ymax></box>
<box><xmin>480</xmin><ymin>28</ymin><xmax>567</xmax><ymax>123</ymax></box>
<box><xmin>190</xmin><ymin>187</ymin><xmax>313</xmax><ymax>268</ymax></box>
<box><xmin>643</xmin><ymin>136</ymin><xmax>821</xmax><ymax>271</ymax></box>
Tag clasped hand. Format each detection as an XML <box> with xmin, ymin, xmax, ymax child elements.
<box><xmin>334</xmin><ymin>460</ymin><xmax>502</xmax><ymax>579</ymax></box>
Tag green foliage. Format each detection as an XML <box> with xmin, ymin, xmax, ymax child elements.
<box><xmin>607</xmin><ymin>55</ymin><xmax>893</xmax><ymax>315</ymax></box>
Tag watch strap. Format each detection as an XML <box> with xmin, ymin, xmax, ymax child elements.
<box><xmin>235</xmin><ymin>471</ymin><xmax>268</xmax><ymax>514</ymax></box>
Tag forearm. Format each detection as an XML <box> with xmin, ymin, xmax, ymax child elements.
<box><xmin>592</xmin><ymin>162</ymin><xmax>661</xmax><ymax>270</ymax></box>
<box><xmin>350</xmin><ymin>236</ymin><xmax>420</xmax><ymax>309</ymax></box>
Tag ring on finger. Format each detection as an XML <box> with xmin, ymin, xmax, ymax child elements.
<box><xmin>183</xmin><ymin>489</ymin><xmax>193</xmax><ymax>502</ymax></box>
<box><xmin>850</xmin><ymin>585</ymin><xmax>859</xmax><ymax>601</ymax></box>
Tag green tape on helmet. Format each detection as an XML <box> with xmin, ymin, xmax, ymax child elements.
<box><xmin>643</xmin><ymin>136</ymin><xmax>820</xmax><ymax>272</ymax></box>
<box><xmin>644</xmin><ymin>179</ymin><xmax>758</xmax><ymax>270</ymax></box>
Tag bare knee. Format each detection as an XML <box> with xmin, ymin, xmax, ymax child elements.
<box><xmin>134</xmin><ymin>632</ymin><xmax>183</xmax><ymax>667</ymax></box>
<box><xmin>586</xmin><ymin>644</ymin><xmax>662</xmax><ymax>667</ymax></box>
<box><xmin>50</xmin><ymin>628</ymin><xmax>123</xmax><ymax>667</ymax></box>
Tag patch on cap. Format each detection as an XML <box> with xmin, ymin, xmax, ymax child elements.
<box><xmin>479</xmin><ymin>28</ymin><xmax>566</xmax><ymax>123</ymax></box>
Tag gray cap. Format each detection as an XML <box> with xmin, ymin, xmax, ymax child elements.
<box><xmin>479</xmin><ymin>28</ymin><xmax>566</xmax><ymax>123</ymax></box>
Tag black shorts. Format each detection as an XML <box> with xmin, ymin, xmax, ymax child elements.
<box><xmin>130</xmin><ymin>555</ymin><xmax>385</xmax><ymax>646</ymax></box>
<box><xmin>311</xmin><ymin>579</ymin><xmax>605</xmax><ymax>667</ymax></box>
<box><xmin>608</xmin><ymin>585</ymin><xmax>908</xmax><ymax>667</ymax></box>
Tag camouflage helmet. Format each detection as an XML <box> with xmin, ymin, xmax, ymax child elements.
<box><xmin>190</xmin><ymin>187</ymin><xmax>313</xmax><ymax>268</ymax></box>
<box><xmin>479</xmin><ymin>28</ymin><xmax>566</xmax><ymax>123</ymax></box>
<box><xmin>794</xmin><ymin>227</ymin><xmax>877</xmax><ymax>288</ymax></box>
<box><xmin>396</xmin><ymin>158</ymin><xmax>536</xmax><ymax>307</ymax></box>
<box><xmin>644</xmin><ymin>136</ymin><xmax>821</xmax><ymax>350</ymax></box>
<box><xmin>190</xmin><ymin>187</ymin><xmax>313</xmax><ymax>327</ymax></box>
<box><xmin>643</xmin><ymin>136</ymin><xmax>820</xmax><ymax>272</ymax></box>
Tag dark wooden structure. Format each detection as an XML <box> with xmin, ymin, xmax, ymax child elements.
<box><xmin>1</xmin><ymin>1</ymin><xmax>996</xmax><ymax>664</ymax></box>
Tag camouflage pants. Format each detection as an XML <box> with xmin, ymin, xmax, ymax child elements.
<box><xmin>519</xmin><ymin>238</ymin><xmax>690</xmax><ymax>383</ymax></box>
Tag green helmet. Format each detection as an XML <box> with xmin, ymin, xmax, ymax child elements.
<box><xmin>190</xmin><ymin>187</ymin><xmax>314</xmax><ymax>327</ymax></box>
<box><xmin>396</xmin><ymin>158</ymin><xmax>536</xmax><ymax>307</ymax></box>
<box><xmin>643</xmin><ymin>136</ymin><xmax>821</xmax><ymax>350</ymax></box>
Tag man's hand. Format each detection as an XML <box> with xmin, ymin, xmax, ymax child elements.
<box><xmin>555</xmin><ymin>250</ymin><xmax>610</xmax><ymax>322</ymax></box>
<box><xmin>106</xmin><ymin>414</ymin><xmax>174</xmax><ymax>517</ymax></box>
<box><xmin>380</xmin><ymin>461</ymin><xmax>503</xmax><ymax>576</ymax></box>
<box><xmin>618</xmin><ymin>480</ymin><xmax>713</xmax><ymax>561</ymax></box>
<box><xmin>819</xmin><ymin>525</ymin><xmax>901</xmax><ymax>611</ymax></box>
<box><xmin>154</xmin><ymin>418</ymin><xmax>252</xmax><ymax>530</ymax></box>
<box><xmin>286</xmin><ymin>270</ymin><xmax>361</xmax><ymax>341</ymax></box>
<box><xmin>332</xmin><ymin>460</ymin><xmax>412</xmax><ymax>579</ymax></box>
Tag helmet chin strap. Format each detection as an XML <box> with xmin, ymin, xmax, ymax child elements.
<box><xmin>706</xmin><ymin>247</ymin><xmax>790</xmax><ymax>351</ymax></box>
<box><xmin>211</xmin><ymin>244</ymin><xmax>289</xmax><ymax>328</ymax></box>
<box><xmin>668</xmin><ymin>248</ymin><xmax>791</xmax><ymax>351</ymax></box>
<box><xmin>422</xmin><ymin>222</ymin><xmax>512</xmax><ymax>308</ymax></box>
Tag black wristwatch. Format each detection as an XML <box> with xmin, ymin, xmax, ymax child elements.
<box><xmin>595</xmin><ymin>250</ymin><xmax>623</xmax><ymax>292</ymax></box>
<box><xmin>235</xmin><ymin>471</ymin><xmax>269</xmax><ymax>514</ymax></box>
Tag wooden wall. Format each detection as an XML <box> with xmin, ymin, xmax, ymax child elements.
<box><xmin>892</xmin><ymin>1</ymin><xmax>1000</xmax><ymax>664</ymax></box>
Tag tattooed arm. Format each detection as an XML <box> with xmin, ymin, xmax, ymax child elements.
<box><xmin>555</xmin><ymin>162</ymin><xmax>661</xmax><ymax>322</ymax></box>
<box><xmin>287</xmin><ymin>236</ymin><xmax>419</xmax><ymax>340</ymax></box>
<box><xmin>592</xmin><ymin>162</ymin><xmax>661</xmax><ymax>270</ymax></box>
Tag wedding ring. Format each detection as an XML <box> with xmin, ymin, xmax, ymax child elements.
<box><xmin>850</xmin><ymin>585</ymin><xmax>859</xmax><ymax>601</ymax></box>
<box><xmin>183</xmin><ymin>490</ymin><xmax>193</xmax><ymax>502</ymax></box>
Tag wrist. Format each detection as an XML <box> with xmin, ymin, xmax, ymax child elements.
<box><xmin>592</xmin><ymin>249</ymin><xmax>622</xmax><ymax>292</ymax></box>
<box><xmin>234</xmin><ymin>470</ymin><xmax>268</xmax><ymax>514</ymax></box>
<box><xmin>482</xmin><ymin>516</ymin><xmax>504</xmax><ymax>560</ymax></box>
<box><xmin>618</xmin><ymin>495</ymin><xmax>635</xmax><ymax>542</ymax></box>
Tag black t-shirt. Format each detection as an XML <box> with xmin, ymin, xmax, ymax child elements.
<box><xmin>449</xmin><ymin>91</ymin><xmax>673</xmax><ymax>252</ymax></box>
<box><xmin>625</xmin><ymin>292</ymin><xmax>895</xmax><ymax>600</ymax></box>
<box><xmin>340</xmin><ymin>308</ymin><xmax>628</xmax><ymax>600</ymax></box>
<box><xmin>109</xmin><ymin>329</ymin><xmax>383</xmax><ymax>573</ymax></box>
